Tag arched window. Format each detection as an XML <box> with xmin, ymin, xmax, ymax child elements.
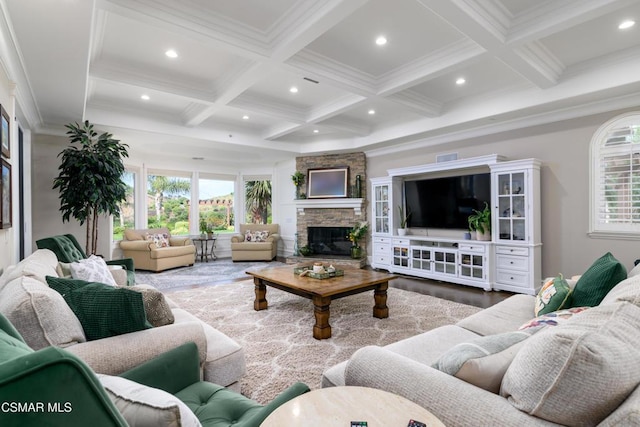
<box><xmin>590</xmin><ymin>112</ymin><xmax>640</xmax><ymax>237</ymax></box>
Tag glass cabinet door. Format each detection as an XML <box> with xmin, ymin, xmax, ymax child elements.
<box><xmin>374</xmin><ymin>184</ymin><xmax>390</xmax><ymax>234</ymax></box>
<box><xmin>497</xmin><ymin>172</ymin><xmax>527</xmax><ymax>241</ymax></box>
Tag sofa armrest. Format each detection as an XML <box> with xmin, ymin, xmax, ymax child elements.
<box><xmin>345</xmin><ymin>346</ymin><xmax>559</xmax><ymax>427</ymax></box>
<box><xmin>119</xmin><ymin>240</ymin><xmax>153</xmax><ymax>252</ymax></box>
<box><xmin>63</xmin><ymin>321</ymin><xmax>208</xmax><ymax>376</ymax></box>
<box><xmin>120</xmin><ymin>342</ymin><xmax>200</xmax><ymax>395</ymax></box>
<box><xmin>266</xmin><ymin>233</ymin><xmax>280</xmax><ymax>242</ymax></box>
<box><xmin>106</xmin><ymin>258</ymin><xmax>134</xmax><ymax>272</ymax></box>
<box><xmin>231</xmin><ymin>233</ymin><xmax>244</xmax><ymax>243</ymax></box>
<box><xmin>0</xmin><ymin>346</ymin><xmax>128</xmax><ymax>426</ymax></box>
<box><xmin>169</xmin><ymin>236</ymin><xmax>193</xmax><ymax>246</ymax></box>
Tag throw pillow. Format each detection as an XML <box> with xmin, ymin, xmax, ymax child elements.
<box><xmin>125</xmin><ymin>285</ymin><xmax>175</xmax><ymax>327</ymax></box>
<box><xmin>146</xmin><ymin>233</ymin><xmax>170</xmax><ymax>248</ymax></box>
<box><xmin>97</xmin><ymin>374</ymin><xmax>202</xmax><ymax>427</ymax></box>
<box><xmin>570</xmin><ymin>252</ymin><xmax>627</xmax><ymax>307</ymax></box>
<box><xmin>244</xmin><ymin>230</ymin><xmax>269</xmax><ymax>242</ymax></box>
<box><xmin>502</xmin><ymin>301</ymin><xmax>640</xmax><ymax>426</ymax></box>
<box><xmin>45</xmin><ymin>276</ymin><xmax>151</xmax><ymax>341</ymax></box>
<box><xmin>56</xmin><ymin>261</ymin><xmax>72</xmax><ymax>278</ymax></box>
<box><xmin>69</xmin><ymin>255</ymin><xmax>118</xmax><ymax>287</ymax></box>
<box><xmin>534</xmin><ymin>275</ymin><xmax>571</xmax><ymax>316</ymax></box>
<box><xmin>628</xmin><ymin>262</ymin><xmax>640</xmax><ymax>278</ymax></box>
<box><xmin>431</xmin><ymin>326</ymin><xmax>545</xmax><ymax>394</ymax></box>
<box><xmin>519</xmin><ymin>306</ymin><xmax>590</xmax><ymax>330</ymax></box>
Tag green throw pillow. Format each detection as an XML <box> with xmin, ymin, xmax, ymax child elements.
<box><xmin>535</xmin><ymin>275</ymin><xmax>571</xmax><ymax>316</ymax></box>
<box><xmin>570</xmin><ymin>252</ymin><xmax>627</xmax><ymax>307</ymax></box>
<box><xmin>46</xmin><ymin>276</ymin><xmax>151</xmax><ymax>341</ymax></box>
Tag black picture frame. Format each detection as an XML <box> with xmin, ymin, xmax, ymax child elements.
<box><xmin>307</xmin><ymin>167</ymin><xmax>349</xmax><ymax>199</ymax></box>
<box><xmin>0</xmin><ymin>106</ymin><xmax>9</xmax><ymax>159</ymax></box>
<box><xmin>1</xmin><ymin>158</ymin><xmax>11</xmax><ymax>229</ymax></box>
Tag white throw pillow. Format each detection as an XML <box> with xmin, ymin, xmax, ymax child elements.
<box><xmin>98</xmin><ymin>375</ymin><xmax>201</xmax><ymax>427</ymax></box>
<box><xmin>69</xmin><ymin>255</ymin><xmax>117</xmax><ymax>286</ymax></box>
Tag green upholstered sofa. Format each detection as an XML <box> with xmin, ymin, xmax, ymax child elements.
<box><xmin>0</xmin><ymin>312</ymin><xmax>309</xmax><ymax>426</ymax></box>
<box><xmin>36</xmin><ymin>234</ymin><xmax>136</xmax><ymax>285</ymax></box>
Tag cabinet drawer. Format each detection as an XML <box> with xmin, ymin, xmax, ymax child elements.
<box><xmin>372</xmin><ymin>255</ymin><xmax>391</xmax><ymax>266</ymax></box>
<box><xmin>458</xmin><ymin>243</ymin><xmax>485</xmax><ymax>253</ymax></box>
<box><xmin>495</xmin><ymin>246</ymin><xmax>529</xmax><ymax>256</ymax></box>
<box><xmin>496</xmin><ymin>255</ymin><xmax>529</xmax><ymax>271</ymax></box>
<box><xmin>373</xmin><ymin>236</ymin><xmax>391</xmax><ymax>244</ymax></box>
<box><xmin>496</xmin><ymin>270</ymin><xmax>530</xmax><ymax>287</ymax></box>
<box><xmin>373</xmin><ymin>243</ymin><xmax>390</xmax><ymax>254</ymax></box>
<box><xmin>393</xmin><ymin>238</ymin><xmax>410</xmax><ymax>246</ymax></box>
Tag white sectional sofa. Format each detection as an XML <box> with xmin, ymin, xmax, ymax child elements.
<box><xmin>322</xmin><ymin>267</ymin><xmax>640</xmax><ymax>426</ymax></box>
<box><xmin>0</xmin><ymin>249</ymin><xmax>246</xmax><ymax>391</ymax></box>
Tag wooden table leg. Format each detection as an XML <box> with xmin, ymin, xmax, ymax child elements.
<box><xmin>312</xmin><ymin>296</ymin><xmax>332</xmax><ymax>340</ymax></box>
<box><xmin>373</xmin><ymin>282</ymin><xmax>389</xmax><ymax>319</ymax></box>
<box><xmin>254</xmin><ymin>278</ymin><xmax>268</xmax><ymax>311</ymax></box>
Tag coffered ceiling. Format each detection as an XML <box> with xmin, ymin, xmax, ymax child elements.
<box><xmin>4</xmin><ymin>0</ymin><xmax>640</xmax><ymax>165</ymax></box>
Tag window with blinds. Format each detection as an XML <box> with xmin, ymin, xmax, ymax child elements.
<box><xmin>591</xmin><ymin>114</ymin><xmax>640</xmax><ymax>235</ymax></box>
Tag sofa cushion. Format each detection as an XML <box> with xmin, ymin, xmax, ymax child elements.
<box><xmin>570</xmin><ymin>252</ymin><xmax>626</xmax><ymax>307</ymax></box>
<box><xmin>600</xmin><ymin>274</ymin><xmax>640</xmax><ymax>306</ymax></box>
<box><xmin>126</xmin><ymin>285</ymin><xmax>175</xmax><ymax>327</ymax></box>
<box><xmin>519</xmin><ymin>306</ymin><xmax>590</xmax><ymax>330</ymax></box>
<box><xmin>69</xmin><ymin>255</ymin><xmax>118</xmax><ymax>286</ymax></box>
<box><xmin>98</xmin><ymin>374</ymin><xmax>201</xmax><ymax>427</ymax></box>
<box><xmin>46</xmin><ymin>277</ymin><xmax>151</xmax><ymax>341</ymax></box>
<box><xmin>432</xmin><ymin>326</ymin><xmax>544</xmax><ymax>394</ymax></box>
<box><xmin>501</xmin><ymin>301</ymin><xmax>640</xmax><ymax>426</ymax></box>
<box><xmin>456</xmin><ymin>294</ymin><xmax>536</xmax><ymax>336</ymax></box>
<box><xmin>0</xmin><ymin>249</ymin><xmax>59</xmax><ymax>288</ymax></box>
<box><xmin>534</xmin><ymin>275</ymin><xmax>571</xmax><ymax>316</ymax></box>
<box><xmin>0</xmin><ymin>276</ymin><xmax>86</xmax><ymax>349</ymax></box>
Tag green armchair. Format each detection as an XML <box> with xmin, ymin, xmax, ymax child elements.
<box><xmin>36</xmin><ymin>234</ymin><xmax>135</xmax><ymax>285</ymax></box>
<box><xmin>0</xmin><ymin>312</ymin><xmax>309</xmax><ymax>427</ymax></box>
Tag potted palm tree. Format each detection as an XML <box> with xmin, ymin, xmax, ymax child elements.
<box><xmin>468</xmin><ymin>202</ymin><xmax>491</xmax><ymax>241</ymax></box>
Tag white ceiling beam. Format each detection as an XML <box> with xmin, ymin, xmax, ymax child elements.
<box><xmin>230</xmin><ymin>93</ymin><xmax>307</xmax><ymax>124</ymax></box>
<box><xmin>319</xmin><ymin>117</ymin><xmax>371</xmax><ymax>136</ymax></box>
<box><xmin>264</xmin><ymin>123</ymin><xmax>305</xmax><ymax>141</ymax></box>
<box><xmin>386</xmin><ymin>92</ymin><xmax>443</xmax><ymax>117</ymax></box>
<box><xmin>306</xmin><ymin>94</ymin><xmax>367</xmax><ymax>123</ymax></box>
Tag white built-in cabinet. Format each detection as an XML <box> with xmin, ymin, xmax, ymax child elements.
<box><xmin>370</xmin><ymin>155</ymin><xmax>542</xmax><ymax>295</ymax></box>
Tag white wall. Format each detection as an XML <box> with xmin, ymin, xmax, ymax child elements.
<box><xmin>0</xmin><ymin>63</ymin><xmax>17</xmax><ymax>270</ymax></box>
<box><xmin>272</xmin><ymin>157</ymin><xmax>297</xmax><ymax>257</ymax></box>
<box><xmin>366</xmin><ymin>109</ymin><xmax>640</xmax><ymax>277</ymax></box>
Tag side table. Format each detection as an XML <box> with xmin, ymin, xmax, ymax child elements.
<box><xmin>261</xmin><ymin>386</ymin><xmax>445</xmax><ymax>427</ymax></box>
<box><xmin>191</xmin><ymin>236</ymin><xmax>217</xmax><ymax>262</ymax></box>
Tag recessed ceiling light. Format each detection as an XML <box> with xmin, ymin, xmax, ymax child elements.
<box><xmin>619</xmin><ymin>20</ymin><xmax>636</xmax><ymax>29</ymax></box>
<box><xmin>165</xmin><ymin>49</ymin><xmax>178</xmax><ymax>58</ymax></box>
<box><xmin>289</xmin><ymin>86</ymin><xmax>298</xmax><ymax>93</ymax></box>
<box><xmin>313</xmin><ymin>129</ymin><xmax>319</xmax><ymax>133</ymax></box>
<box><xmin>368</xmin><ymin>109</ymin><xmax>376</xmax><ymax>115</ymax></box>
<box><xmin>242</xmin><ymin>115</ymin><xmax>250</xmax><ymax>120</ymax></box>
<box><xmin>140</xmin><ymin>94</ymin><xmax>150</xmax><ymax>101</ymax></box>
<box><xmin>375</xmin><ymin>36</ymin><xmax>387</xmax><ymax>46</ymax></box>
<box><xmin>456</xmin><ymin>77</ymin><xmax>466</xmax><ymax>85</ymax></box>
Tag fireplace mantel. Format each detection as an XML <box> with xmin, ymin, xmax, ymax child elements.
<box><xmin>295</xmin><ymin>198</ymin><xmax>364</xmax><ymax>216</ymax></box>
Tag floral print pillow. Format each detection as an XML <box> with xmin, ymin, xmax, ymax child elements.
<box><xmin>245</xmin><ymin>230</ymin><xmax>270</xmax><ymax>242</ymax></box>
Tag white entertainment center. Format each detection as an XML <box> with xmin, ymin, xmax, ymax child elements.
<box><xmin>370</xmin><ymin>155</ymin><xmax>542</xmax><ymax>295</ymax></box>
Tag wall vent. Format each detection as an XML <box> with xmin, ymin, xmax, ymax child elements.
<box><xmin>436</xmin><ymin>152</ymin><xmax>458</xmax><ymax>163</ymax></box>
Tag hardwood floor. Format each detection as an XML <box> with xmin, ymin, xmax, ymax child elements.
<box><xmin>387</xmin><ymin>273</ymin><xmax>514</xmax><ymax>309</ymax></box>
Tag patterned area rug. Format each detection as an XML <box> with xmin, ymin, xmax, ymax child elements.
<box><xmin>165</xmin><ymin>280</ymin><xmax>481</xmax><ymax>404</ymax></box>
<box><xmin>134</xmin><ymin>259</ymin><xmax>286</xmax><ymax>291</ymax></box>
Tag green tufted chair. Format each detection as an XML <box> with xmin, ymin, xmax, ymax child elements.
<box><xmin>0</xmin><ymin>312</ymin><xmax>310</xmax><ymax>427</ymax></box>
<box><xmin>36</xmin><ymin>234</ymin><xmax>136</xmax><ymax>285</ymax></box>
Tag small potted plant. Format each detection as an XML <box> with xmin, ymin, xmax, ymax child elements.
<box><xmin>468</xmin><ymin>202</ymin><xmax>491</xmax><ymax>241</ymax></box>
<box><xmin>291</xmin><ymin>171</ymin><xmax>305</xmax><ymax>199</ymax></box>
<box><xmin>348</xmin><ymin>222</ymin><xmax>369</xmax><ymax>259</ymax></box>
<box><xmin>199</xmin><ymin>218</ymin><xmax>208</xmax><ymax>237</ymax></box>
<box><xmin>397</xmin><ymin>205</ymin><xmax>411</xmax><ymax>236</ymax></box>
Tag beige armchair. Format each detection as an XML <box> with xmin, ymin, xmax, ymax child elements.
<box><xmin>119</xmin><ymin>227</ymin><xmax>196</xmax><ymax>272</ymax></box>
<box><xmin>230</xmin><ymin>224</ymin><xmax>280</xmax><ymax>261</ymax></box>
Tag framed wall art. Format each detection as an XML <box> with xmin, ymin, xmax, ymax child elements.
<box><xmin>307</xmin><ymin>167</ymin><xmax>349</xmax><ymax>199</ymax></box>
<box><xmin>1</xmin><ymin>158</ymin><xmax>11</xmax><ymax>229</ymax></box>
<box><xmin>0</xmin><ymin>105</ymin><xmax>9</xmax><ymax>159</ymax></box>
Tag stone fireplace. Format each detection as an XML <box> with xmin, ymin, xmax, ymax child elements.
<box><xmin>287</xmin><ymin>152</ymin><xmax>367</xmax><ymax>268</ymax></box>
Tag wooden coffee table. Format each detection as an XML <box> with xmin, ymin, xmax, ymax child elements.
<box><xmin>246</xmin><ymin>266</ymin><xmax>397</xmax><ymax>340</ymax></box>
<box><xmin>261</xmin><ymin>386</ymin><xmax>446</xmax><ymax>426</ymax></box>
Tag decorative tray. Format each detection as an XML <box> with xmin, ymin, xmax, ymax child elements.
<box><xmin>293</xmin><ymin>266</ymin><xmax>344</xmax><ymax>280</ymax></box>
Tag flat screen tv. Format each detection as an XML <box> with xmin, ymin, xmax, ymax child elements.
<box><xmin>404</xmin><ymin>173</ymin><xmax>491</xmax><ymax>229</ymax></box>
